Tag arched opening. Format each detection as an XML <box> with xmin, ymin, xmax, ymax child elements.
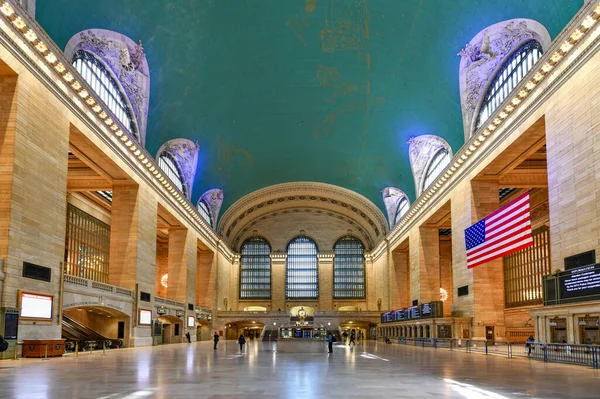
<box><xmin>72</xmin><ymin>50</ymin><xmax>138</xmax><ymax>137</ymax></box>
<box><xmin>394</xmin><ymin>196</ymin><xmax>410</xmax><ymax>225</ymax></box>
<box><xmin>422</xmin><ymin>148</ymin><xmax>451</xmax><ymax>192</ymax></box>
<box><xmin>155</xmin><ymin>315</ymin><xmax>184</xmax><ymax>345</ymax></box>
<box><xmin>157</xmin><ymin>153</ymin><xmax>187</xmax><ymax>197</ymax></box>
<box><xmin>286</xmin><ymin>236</ymin><xmax>318</xmax><ymax>299</ymax></box>
<box><xmin>240</xmin><ymin>237</ymin><xmax>271</xmax><ymax>299</ymax></box>
<box><xmin>225</xmin><ymin>321</ymin><xmax>265</xmax><ymax>341</ymax></box>
<box><xmin>333</xmin><ymin>236</ymin><xmax>365</xmax><ymax>299</ymax></box>
<box><xmin>62</xmin><ymin>306</ymin><xmax>130</xmax><ymax>350</ymax></box>
<box><xmin>197</xmin><ymin>199</ymin><xmax>213</xmax><ymax>227</ymax></box>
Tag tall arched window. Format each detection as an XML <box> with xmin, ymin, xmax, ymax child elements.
<box><xmin>476</xmin><ymin>40</ymin><xmax>543</xmax><ymax>128</ymax></box>
<box><xmin>422</xmin><ymin>148</ymin><xmax>451</xmax><ymax>192</ymax></box>
<box><xmin>333</xmin><ymin>236</ymin><xmax>365</xmax><ymax>299</ymax></box>
<box><xmin>240</xmin><ymin>237</ymin><xmax>271</xmax><ymax>299</ymax></box>
<box><xmin>72</xmin><ymin>50</ymin><xmax>137</xmax><ymax>135</ymax></box>
<box><xmin>158</xmin><ymin>154</ymin><xmax>186</xmax><ymax>196</ymax></box>
<box><xmin>197</xmin><ymin>200</ymin><xmax>212</xmax><ymax>227</ymax></box>
<box><xmin>393</xmin><ymin>196</ymin><xmax>410</xmax><ymax>225</ymax></box>
<box><xmin>286</xmin><ymin>236</ymin><xmax>318</xmax><ymax>299</ymax></box>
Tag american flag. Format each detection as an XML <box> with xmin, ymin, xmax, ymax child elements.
<box><xmin>465</xmin><ymin>192</ymin><xmax>533</xmax><ymax>269</ymax></box>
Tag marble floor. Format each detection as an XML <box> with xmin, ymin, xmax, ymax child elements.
<box><xmin>0</xmin><ymin>340</ymin><xmax>599</xmax><ymax>399</ymax></box>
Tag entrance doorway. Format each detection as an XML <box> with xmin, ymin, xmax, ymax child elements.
<box><xmin>485</xmin><ymin>326</ymin><xmax>494</xmax><ymax>342</ymax></box>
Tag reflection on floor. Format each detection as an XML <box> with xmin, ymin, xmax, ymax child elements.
<box><xmin>0</xmin><ymin>341</ymin><xmax>599</xmax><ymax>398</ymax></box>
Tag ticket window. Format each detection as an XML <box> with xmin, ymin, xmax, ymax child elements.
<box><xmin>579</xmin><ymin>317</ymin><xmax>600</xmax><ymax>345</ymax></box>
<box><xmin>550</xmin><ymin>318</ymin><xmax>567</xmax><ymax>343</ymax></box>
<box><xmin>438</xmin><ymin>325</ymin><xmax>452</xmax><ymax>339</ymax></box>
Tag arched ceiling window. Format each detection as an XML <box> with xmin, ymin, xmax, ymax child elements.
<box><xmin>476</xmin><ymin>40</ymin><xmax>542</xmax><ymax>128</ymax></box>
<box><xmin>333</xmin><ymin>236</ymin><xmax>365</xmax><ymax>299</ymax></box>
<box><xmin>197</xmin><ymin>200</ymin><xmax>213</xmax><ymax>227</ymax></box>
<box><xmin>158</xmin><ymin>154</ymin><xmax>187</xmax><ymax>196</ymax></box>
<box><xmin>422</xmin><ymin>148</ymin><xmax>451</xmax><ymax>192</ymax></box>
<box><xmin>286</xmin><ymin>236</ymin><xmax>318</xmax><ymax>299</ymax></box>
<box><xmin>72</xmin><ymin>50</ymin><xmax>137</xmax><ymax>136</ymax></box>
<box><xmin>393</xmin><ymin>197</ymin><xmax>410</xmax><ymax>225</ymax></box>
<box><xmin>240</xmin><ymin>237</ymin><xmax>271</xmax><ymax>299</ymax></box>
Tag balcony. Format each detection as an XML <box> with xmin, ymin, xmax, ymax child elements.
<box><xmin>63</xmin><ymin>274</ymin><xmax>133</xmax><ymax>298</ymax></box>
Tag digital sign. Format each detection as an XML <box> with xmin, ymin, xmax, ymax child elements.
<box><xmin>139</xmin><ymin>309</ymin><xmax>152</xmax><ymax>325</ymax></box>
<box><xmin>20</xmin><ymin>292</ymin><xmax>53</xmax><ymax>319</ymax></box>
<box><xmin>559</xmin><ymin>264</ymin><xmax>600</xmax><ymax>301</ymax></box>
<box><xmin>380</xmin><ymin>301</ymin><xmax>443</xmax><ymax>323</ymax></box>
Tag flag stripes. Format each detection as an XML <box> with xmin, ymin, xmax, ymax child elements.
<box><xmin>465</xmin><ymin>192</ymin><xmax>533</xmax><ymax>269</ymax></box>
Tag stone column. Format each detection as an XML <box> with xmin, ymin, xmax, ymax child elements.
<box><xmin>167</xmin><ymin>227</ymin><xmax>189</xmax><ymax>303</ymax></box>
<box><xmin>365</xmin><ymin>253</ymin><xmax>376</xmax><ymax>310</ymax></box>
<box><xmin>419</xmin><ymin>226</ymin><xmax>441</xmax><ymax>303</ymax></box>
<box><xmin>318</xmin><ymin>252</ymin><xmax>334</xmax><ymax>310</ymax></box>
<box><xmin>391</xmin><ymin>248</ymin><xmax>410</xmax><ymax>309</ymax></box>
<box><xmin>229</xmin><ymin>254</ymin><xmax>240</xmax><ymax>311</ymax></box>
<box><xmin>471</xmin><ymin>180</ymin><xmax>505</xmax><ymax>340</ymax></box>
<box><xmin>270</xmin><ymin>253</ymin><xmax>287</xmax><ymax>311</ymax></box>
<box><xmin>196</xmin><ymin>247</ymin><xmax>216</xmax><ymax>308</ymax></box>
<box><xmin>110</xmin><ymin>184</ymin><xmax>158</xmax><ymax>347</ymax></box>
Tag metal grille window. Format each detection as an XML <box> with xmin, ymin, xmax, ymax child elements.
<box><xmin>158</xmin><ymin>154</ymin><xmax>186</xmax><ymax>195</ymax></box>
<box><xmin>422</xmin><ymin>149</ymin><xmax>451</xmax><ymax>191</ymax></box>
<box><xmin>240</xmin><ymin>238</ymin><xmax>271</xmax><ymax>299</ymax></box>
<box><xmin>286</xmin><ymin>237</ymin><xmax>318</xmax><ymax>299</ymax></box>
<box><xmin>333</xmin><ymin>236</ymin><xmax>365</xmax><ymax>299</ymax></box>
<box><xmin>64</xmin><ymin>204</ymin><xmax>110</xmax><ymax>283</ymax></box>
<box><xmin>198</xmin><ymin>200</ymin><xmax>212</xmax><ymax>227</ymax></box>
<box><xmin>504</xmin><ymin>226</ymin><xmax>551</xmax><ymax>308</ymax></box>
<box><xmin>393</xmin><ymin>197</ymin><xmax>409</xmax><ymax>225</ymax></box>
<box><xmin>72</xmin><ymin>50</ymin><xmax>136</xmax><ymax>135</ymax></box>
<box><xmin>477</xmin><ymin>40</ymin><xmax>543</xmax><ymax>129</ymax></box>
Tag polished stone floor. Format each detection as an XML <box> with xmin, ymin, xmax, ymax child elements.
<box><xmin>0</xmin><ymin>340</ymin><xmax>599</xmax><ymax>399</ymax></box>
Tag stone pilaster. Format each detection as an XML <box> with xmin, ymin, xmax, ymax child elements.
<box><xmin>418</xmin><ymin>226</ymin><xmax>441</xmax><ymax>303</ymax></box>
<box><xmin>270</xmin><ymin>252</ymin><xmax>286</xmax><ymax>311</ymax></box>
<box><xmin>167</xmin><ymin>227</ymin><xmax>189</xmax><ymax>303</ymax></box>
<box><xmin>318</xmin><ymin>252</ymin><xmax>334</xmax><ymax>310</ymax></box>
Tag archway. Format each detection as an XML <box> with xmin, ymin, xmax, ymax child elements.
<box><xmin>62</xmin><ymin>306</ymin><xmax>130</xmax><ymax>349</ymax></box>
<box><xmin>156</xmin><ymin>315</ymin><xmax>184</xmax><ymax>345</ymax></box>
<box><xmin>224</xmin><ymin>320</ymin><xmax>265</xmax><ymax>341</ymax></box>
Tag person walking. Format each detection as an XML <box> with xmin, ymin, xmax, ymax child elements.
<box><xmin>327</xmin><ymin>332</ymin><xmax>334</xmax><ymax>354</ymax></box>
<box><xmin>526</xmin><ymin>335</ymin><xmax>534</xmax><ymax>357</ymax></box>
<box><xmin>238</xmin><ymin>334</ymin><xmax>246</xmax><ymax>352</ymax></box>
<box><xmin>357</xmin><ymin>331</ymin><xmax>361</xmax><ymax>344</ymax></box>
<box><xmin>185</xmin><ymin>332</ymin><xmax>191</xmax><ymax>343</ymax></box>
<box><xmin>342</xmin><ymin>330</ymin><xmax>348</xmax><ymax>345</ymax></box>
<box><xmin>213</xmin><ymin>331</ymin><xmax>219</xmax><ymax>350</ymax></box>
<box><xmin>349</xmin><ymin>330</ymin><xmax>356</xmax><ymax>347</ymax></box>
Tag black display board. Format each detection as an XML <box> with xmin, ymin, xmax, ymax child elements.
<box><xmin>559</xmin><ymin>264</ymin><xmax>600</xmax><ymax>301</ymax></box>
<box><xmin>380</xmin><ymin>301</ymin><xmax>443</xmax><ymax>323</ymax></box>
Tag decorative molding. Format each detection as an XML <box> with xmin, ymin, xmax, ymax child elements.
<box><xmin>219</xmin><ymin>182</ymin><xmax>388</xmax><ymax>246</ymax></box>
<box><xmin>381</xmin><ymin>187</ymin><xmax>410</xmax><ymax>229</ymax></box>
<box><xmin>270</xmin><ymin>252</ymin><xmax>288</xmax><ymax>260</ymax></box>
<box><xmin>458</xmin><ymin>19</ymin><xmax>551</xmax><ymax>140</ymax></box>
<box><xmin>156</xmin><ymin>138</ymin><xmax>199</xmax><ymax>199</ymax></box>
<box><xmin>200</xmin><ymin>188</ymin><xmax>224</xmax><ymax>227</ymax></box>
<box><xmin>317</xmin><ymin>252</ymin><xmax>335</xmax><ymax>260</ymax></box>
<box><xmin>408</xmin><ymin>135</ymin><xmax>453</xmax><ymax>197</ymax></box>
<box><xmin>232</xmin><ymin>206</ymin><xmax>375</xmax><ymax>251</ymax></box>
<box><xmin>65</xmin><ymin>29</ymin><xmax>151</xmax><ymax>146</ymax></box>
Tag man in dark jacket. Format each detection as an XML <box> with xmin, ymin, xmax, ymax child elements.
<box><xmin>327</xmin><ymin>332</ymin><xmax>334</xmax><ymax>354</ymax></box>
<box><xmin>213</xmin><ymin>332</ymin><xmax>219</xmax><ymax>349</ymax></box>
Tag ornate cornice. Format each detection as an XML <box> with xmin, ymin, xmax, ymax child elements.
<box><xmin>231</xmin><ymin>206</ymin><xmax>375</xmax><ymax>250</ymax></box>
<box><xmin>219</xmin><ymin>182</ymin><xmax>388</xmax><ymax>247</ymax></box>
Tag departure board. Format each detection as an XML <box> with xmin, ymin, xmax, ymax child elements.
<box><xmin>380</xmin><ymin>301</ymin><xmax>443</xmax><ymax>323</ymax></box>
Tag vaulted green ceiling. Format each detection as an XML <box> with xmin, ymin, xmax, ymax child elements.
<box><xmin>36</xmin><ymin>0</ymin><xmax>582</xmax><ymax>215</ymax></box>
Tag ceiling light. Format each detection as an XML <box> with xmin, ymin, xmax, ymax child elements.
<box><xmin>468</xmin><ymin>145</ymin><xmax>476</xmax><ymax>151</ymax></box>
<box><xmin>511</xmin><ymin>97</ymin><xmax>521</xmax><ymax>105</ymax></box>
<box><xmin>115</xmin><ymin>130</ymin><xmax>123</xmax><ymax>136</ymax></box>
<box><xmin>518</xmin><ymin>89</ymin><xmax>528</xmax><ymax>98</ymax></box>
<box><xmin>86</xmin><ymin>97</ymin><xmax>95</xmax><ymax>105</ymax></box>
<box><xmin>99</xmin><ymin>111</ymin><xmax>107</xmax><ymax>119</ymax></box>
<box><xmin>477</xmin><ymin>135</ymin><xmax>485</xmax><ymax>141</ymax></box>
<box><xmin>12</xmin><ymin>17</ymin><xmax>26</xmax><ymax>29</ymax></box>
<box><xmin>560</xmin><ymin>41</ymin><xmax>573</xmax><ymax>53</ymax></box>
<box><xmin>542</xmin><ymin>63</ymin><xmax>553</xmax><ymax>73</ymax></box>
<box><xmin>71</xmin><ymin>81</ymin><xmax>81</xmax><ymax>90</ymax></box>
<box><xmin>104</xmin><ymin>118</ymin><xmax>113</xmax><ymax>125</ymax></box>
<box><xmin>24</xmin><ymin>29</ymin><xmax>37</xmax><ymax>42</ymax></box>
<box><xmin>78</xmin><ymin>90</ymin><xmax>88</xmax><ymax>98</ymax></box>
<box><xmin>63</xmin><ymin>73</ymin><xmax>74</xmax><ymax>82</ymax></box>
<box><xmin>525</xmin><ymin>81</ymin><xmax>536</xmax><ymax>90</ymax></box>
<box><xmin>125</xmin><ymin>140</ymin><xmax>132</xmax><ymax>147</ymax></box>
<box><xmin>111</xmin><ymin>124</ymin><xmax>119</xmax><ymax>131</ymax></box>
<box><xmin>499</xmin><ymin>111</ymin><xmax>507</xmax><ymax>119</ymax></box>
<box><xmin>550</xmin><ymin>52</ymin><xmax>562</xmax><ymax>62</ymax></box>
<box><xmin>92</xmin><ymin>105</ymin><xmax>102</xmax><ymax>113</ymax></box>
<box><xmin>571</xmin><ymin>29</ymin><xmax>583</xmax><ymax>41</ymax></box>
<box><xmin>45</xmin><ymin>52</ymin><xmax>57</xmax><ymax>64</ymax></box>
<box><xmin>0</xmin><ymin>3</ymin><xmax>15</xmax><ymax>16</ymax></box>
<box><xmin>533</xmin><ymin>72</ymin><xmax>543</xmax><ymax>82</ymax></box>
<box><xmin>582</xmin><ymin>15</ymin><xmax>596</xmax><ymax>29</ymax></box>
